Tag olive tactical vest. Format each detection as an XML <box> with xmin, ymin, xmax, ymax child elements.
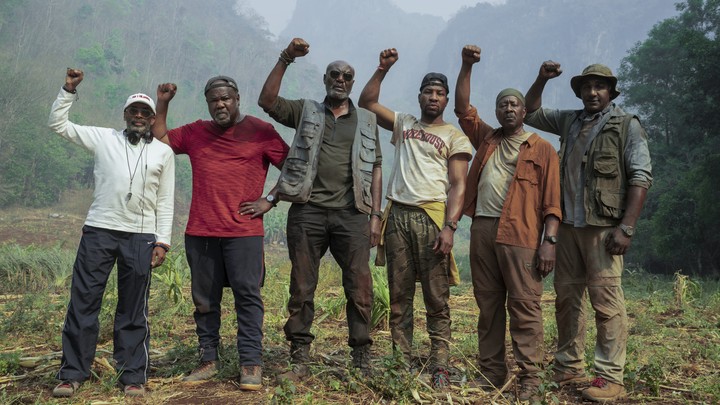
<box><xmin>276</xmin><ymin>100</ymin><xmax>378</xmax><ymax>214</ymax></box>
<box><xmin>558</xmin><ymin>109</ymin><xmax>640</xmax><ymax>226</ymax></box>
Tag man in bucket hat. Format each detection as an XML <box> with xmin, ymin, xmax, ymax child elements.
<box><xmin>524</xmin><ymin>62</ymin><xmax>653</xmax><ymax>402</ymax></box>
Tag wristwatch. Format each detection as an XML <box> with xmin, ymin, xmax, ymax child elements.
<box><xmin>445</xmin><ymin>221</ymin><xmax>458</xmax><ymax>231</ymax></box>
<box><xmin>618</xmin><ymin>223</ymin><xmax>635</xmax><ymax>237</ymax></box>
<box><xmin>543</xmin><ymin>235</ymin><xmax>558</xmax><ymax>244</ymax></box>
<box><xmin>265</xmin><ymin>194</ymin><xmax>277</xmax><ymax>207</ymax></box>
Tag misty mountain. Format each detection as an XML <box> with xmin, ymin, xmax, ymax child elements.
<box><xmin>278</xmin><ymin>0</ymin><xmax>679</xmax><ymax>128</ymax></box>
<box><xmin>432</xmin><ymin>0</ymin><xmax>680</xmax><ymax>122</ymax></box>
<box><xmin>279</xmin><ymin>0</ymin><xmax>446</xmax><ymax>113</ymax></box>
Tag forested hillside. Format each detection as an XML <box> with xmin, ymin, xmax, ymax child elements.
<box><xmin>1</xmin><ymin>0</ymin><xmax>717</xmax><ymax>276</ymax></box>
<box><xmin>0</xmin><ymin>0</ymin><xmax>319</xmax><ymax>208</ymax></box>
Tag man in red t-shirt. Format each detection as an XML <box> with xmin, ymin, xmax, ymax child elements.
<box><xmin>153</xmin><ymin>76</ymin><xmax>289</xmax><ymax>391</ymax></box>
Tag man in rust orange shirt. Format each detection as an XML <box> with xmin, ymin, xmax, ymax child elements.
<box><xmin>454</xmin><ymin>45</ymin><xmax>561</xmax><ymax>402</ymax></box>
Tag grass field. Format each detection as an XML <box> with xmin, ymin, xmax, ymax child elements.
<box><xmin>0</xmin><ymin>204</ymin><xmax>718</xmax><ymax>404</ymax></box>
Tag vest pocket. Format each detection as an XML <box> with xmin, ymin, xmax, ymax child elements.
<box><xmin>359</xmin><ymin>131</ymin><xmax>376</xmax><ymax>163</ymax></box>
<box><xmin>594</xmin><ymin>189</ymin><xmax>625</xmax><ymax>219</ymax></box>
<box><xmin>593</xmin><ymin>150</ymin><xmax>619</xmax><ymax>178</ymax></box>
<box><xmin>279</xmin><ymin>157</ymin><xmax>309</xmax><ymax>195</ymax></box>
<box><xmin>360</xmin><ymin>169</ymin><xmax>373</xmax><ymax>208</ymax></box>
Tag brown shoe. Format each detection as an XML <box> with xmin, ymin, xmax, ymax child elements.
<box><xmin>517</xmin><ymin>382</ymin><xmax>540</xmax><ymax>402</ymax></box>
<box><xmin>182</xmin><ymin>360</ymin><xmax>218</xmax><ymax>382</ymax></box>
<box><xmin>52</xmin><ymin>381</ymin><xmax>79</xmax><ymax>398</ymax></box>
<box><xmin>582</xmin><ymin>377</ymin><xmax>626</xmax><ymax>402</ymax></box>
<box><xmin>553</xmin><ymin>370</ymin><xmax>588</xmax><ymax>386</ymax></box>
<box><xmin>123</xmin><ymin>384</ymin><xmax>146</xmax><ymax>397</ymax></box>
<box><xmin>276</xmin><ymin>363</ymin><xmax>309</xmax><ymax>384</ymax></box>
<box><xmin>239</xmin><ymin>365</ymin><xmax>263</xmax><ymax>391</ymax></box>
<box><xmin>469</xmin><ymin>377</ymin><xmax>506</xmax><ymax>392</ymax></box>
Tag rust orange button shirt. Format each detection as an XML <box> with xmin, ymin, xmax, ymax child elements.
<box><xmin>457</xmin><ymin>105</ymin><xmax>562</xmax><ymax>249</ymax></box>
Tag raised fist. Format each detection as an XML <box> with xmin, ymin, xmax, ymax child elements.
<box><xmin>461</xmin><ymin>45</ymin><xmax>481</xmax><ymax>65</ymax></box>
<box><xmin>539</xmin><ymin>61</ymin><xmax>563</xmax><ymax>79</ymax></box>
<box><xmin>285</xmin><ymin>38</ymin><xmax>309</xmax><ymax>59</ymax></box>
<box><xmin>65</xmin><ymin>68</ymin><xmax>84</xmax><ymax>91</ymax></box>
<box><xmin>379</xmin><ymin>48</ymin><xmax>398</xmax><ymax>70</ymax></box>
<box><xmin>156</xmin><ymin>83</ymin><xmax>177</xmax><ymax>103</ymax></box>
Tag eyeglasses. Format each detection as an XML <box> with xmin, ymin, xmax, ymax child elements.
<box><xmin>125</xmin><ymin>107</ymin><xmax>154</xmax><ymax>118</ymax></box>
<box><xmin>328</xmin><ymin>70</ymin><xmax>354</xmax><ymax>82</ymax></box>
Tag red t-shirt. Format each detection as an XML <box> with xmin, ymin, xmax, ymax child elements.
<box><xmin>168</xmin><ymin>116</ymin><xmax>289</xmax><ymax>237</ymax></box>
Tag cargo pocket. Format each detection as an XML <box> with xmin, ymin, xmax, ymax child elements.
<box><xmin>278</xmin><ymin>157</ymin><xmax>309</xmax><ymax>196</ymax></box>
<box><xmin>595</xmin><ymin>189</ymin><xmax>625</xmax><ymax>219</ymax></box>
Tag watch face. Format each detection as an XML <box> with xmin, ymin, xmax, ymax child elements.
<box><xmin>620</xmin><ymin>224</ymin><xmax>634</xmax><ymax>236</ymax></box>
<box><xmin>266</xmin><ymin>195</ymin><xmax>275</xmax><ymax>203</ymax></box>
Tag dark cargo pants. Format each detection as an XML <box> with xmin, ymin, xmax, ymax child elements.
<box><xmin>284</xmin><ymin>203</ymin><xmax>373</xmax><ymax>348</ymax></box>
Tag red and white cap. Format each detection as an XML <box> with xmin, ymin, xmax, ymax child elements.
<box><xmin>123</xmin><ymin>93</ymin><xmax>156</xmax><ymax>114</ymax></box>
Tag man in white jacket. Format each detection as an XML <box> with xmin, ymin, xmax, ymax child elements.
<box><xmin>48</xmin><ymin>68</ymin><xmax>175</xmax><ymax>398</ymax></box>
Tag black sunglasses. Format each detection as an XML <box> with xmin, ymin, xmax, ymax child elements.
<box><xmin>125</xmin><ymin>107</ymin><xmax>154</xmax><ymax>118</ymax></box>
<box><xmin>329</xmin><ymin>70</ymin><xmax>354</xmax><ymax>81</ymax></box>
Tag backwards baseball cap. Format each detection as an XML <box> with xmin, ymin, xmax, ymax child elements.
<box><xmin>419</xmin><ymin>72</ymin><xmax>449</xmax><ymax>94</ymax></box>
<box><xmin>570</xmin><ymin>64</ymin><xmax>620</xmax><ymax>100</ymax></box>
<box><xmin>123</xmin><ymin>93</ymin><xmax>156</xmax><ymax>114</ymax></box>
<box><xmin>204</xmin><ymin>75</ymin><xmax>238</xmax><ymax>95</ymax></box>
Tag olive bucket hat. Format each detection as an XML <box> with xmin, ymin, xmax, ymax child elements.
<box><xmin>570</xmin><ymin>64</ymin><xmax>620</xmax><ymax>100</ymax></box>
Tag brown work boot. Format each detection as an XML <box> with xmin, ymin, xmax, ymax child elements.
<box><xmin>553</xmin><ymin>370</ymin><xmax>588</xmax><ymax>386</ymax></box>
<box><xmin>582</xmin><ymin>377</ymin><xmax>626</xmax><ymax>402</ymax></box>
<box><xmin>276</xmin><ymin>343</ymin><xmax>310</xmax><ymax>383</ymax></box>
<box><xmin>350</xmin><ymin>344</ymin><xmax>372</xmax><ymax>375</ymax></box>
<box><xmin>239</xmin><ymin>365</ymin><xmax>263</xmax><ymax>391</ymax></box>
<box><xmin>517</xmin><ymin>382</ymin><xmax>540</xmax><ymax>402</ymax></box>
<box><xmin>182</xmin><ymin>360</ymin><xmax>218</xmax><ymax>382</ymax></box>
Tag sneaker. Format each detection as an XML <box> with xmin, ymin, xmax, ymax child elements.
<box><xmin>52</xmin><ymin>381</ymin><xmax>79</xmax><ymax>398</ymax></box>
<box><xmin>582</xmin><ymin>377</ymin><xmax>626</xmax><ymax>402</ymax></box>
<box><xmin>182</xmin><ymin>360</ymin><xmax>218</xmax><ymax>382</ymax></box>
<box><xmin>552</xmin><ymin>370</ymin><xmax>588</xmax><ymax>386</ymax></box>
<box><xmin>350</xmin><ymin>344</ymin><xmax>372</xmax><ymax>375</ymax></box>
<box><xmin>239</xmin><ymin>365</ymin><xmax>263</xmax><ymax>391</ymax></box>
<box><xmin>123</xmin><ymin>384</ymin><xmax>145</xmax><ymax>397</ymax></box>
<box><xmin>431</xmin><ymin>367</ymin><xmax>450</xmax><ymax>390</ymax></box>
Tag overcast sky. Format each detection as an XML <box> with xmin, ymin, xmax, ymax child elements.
<box><xmin>240</xmin><ymin>0</ymin><xmax>506</xmax><ymax>36</ymax></box>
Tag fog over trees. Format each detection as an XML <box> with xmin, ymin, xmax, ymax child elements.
<box><xmin>1</xmin><ymin>0</ymin><xmax>716</xmax><ymax>275</ymax></box>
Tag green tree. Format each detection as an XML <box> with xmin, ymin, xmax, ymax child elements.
<box><xmin>619</xmin><ymin>0</ymin><xmax>720</xmax><ymax>276</ymax></box>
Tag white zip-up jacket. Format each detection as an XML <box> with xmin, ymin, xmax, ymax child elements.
<box><xmin>48</xmin><ymin>88</ymin><xmax>175</xmax><ymax>245</ymax></box>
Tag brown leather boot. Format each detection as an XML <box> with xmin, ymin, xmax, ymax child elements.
<box><xmin>582</xmin><ymin>377</ymin><xmax>626</xmax><ymax>402</ymax></box>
